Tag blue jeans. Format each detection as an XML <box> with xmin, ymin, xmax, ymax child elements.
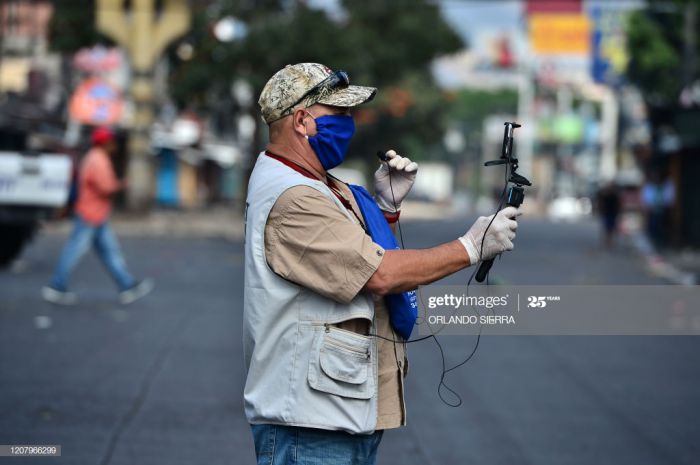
<box><xmin>250</xmin><ymin>424</ymin><xmax>383</xmax><ymax>465</ymax></box>
<box><xmin>50</xmin><ymin>215</ymin><xmax>136</xmax><ymax>292</ymax></box>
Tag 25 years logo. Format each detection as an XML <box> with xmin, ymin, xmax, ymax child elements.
<box><xmin>527</xmin><ymin>295</ymin><xmax>561</xmax><ymax>308</ymax></box>
<box><xmin>527</xmin><ymin>296</ymin><xmax>547</xmax><ymax>308</ymax></box>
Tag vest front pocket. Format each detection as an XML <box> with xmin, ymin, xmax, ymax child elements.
<box><xmin>308</xmin><ymin>326</ymin><xmax>374</xmax><ymax>400</ymax></box>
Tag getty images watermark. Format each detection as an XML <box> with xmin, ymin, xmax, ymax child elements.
<box><xmin>418</xmin><ymin>285</ymin><xmax>700</xmax><ymax>336</ymax></box>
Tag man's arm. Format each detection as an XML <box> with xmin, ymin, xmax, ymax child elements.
<box><xmin>365</xmin><ymin>206</ymin><xmax>520</xmax><ymax>296</ymax></box>
<box><xmin>365</xmin><ymin>240</ymin><xmax>469</xmax><ymax>296</ymax></box>
<box><xmin>265</xmin><ymin>186</ymin><xmax>386</xmax><ymax>305</ymax></box>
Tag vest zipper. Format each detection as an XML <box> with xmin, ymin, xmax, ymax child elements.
<box><xmin>323</xmin><ymin>324</ymin><xmax>371</xmax><ymax>359</ymax></box>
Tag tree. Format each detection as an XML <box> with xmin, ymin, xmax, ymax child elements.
<box><xmin>166</xmin><ymin>0</ymin><xmax>464</xmax><ymax>161</ymax></box>
<box><xmin>626</xmin><ymin>0</ymin><xmax>699</xmax><ymax>106</ymax></box>
<box><xmin>48</xmin><ymin>0</ymin><xmax>111</xmax><ymax>53</ymax></box>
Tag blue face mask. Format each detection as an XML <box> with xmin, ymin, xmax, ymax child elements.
<box><xmin>306</xmin><ymin>114</ymin><xmax>355</xmax><ymax>170</ymax></box>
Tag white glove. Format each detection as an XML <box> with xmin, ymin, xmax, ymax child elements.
<box><xmin>374</xmin><ymin>150</ymin><xmax>418</xmax><ymax>213</ymax></box>
<box><xmin>458</xmin><ymin>206</ymin><xmax>521</xmax><ymax>264</ymax></box>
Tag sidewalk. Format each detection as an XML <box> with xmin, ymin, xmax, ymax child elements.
<box><xmin>619</xmin><ymin>212</ymin><xmax>697</xmax><ymax>285</ymax></box>
<box><xmin>41</xmin><ymin>201</ymin><xmax>456</xmax><ymax>241</ymax></box>
<box><xmin>42</xmin><ymin>206</ymin><xmax>246</xmax><ymax>241</ymax></box>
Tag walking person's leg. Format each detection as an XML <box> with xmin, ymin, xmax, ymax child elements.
<box><xmin>43</xmin><ymin>216</ymin><xmax>96</xmax><ymax>304</ymax></box>
<box><xmin>602</xmin><ymin>212</ymin><xmax>616</xmax><ymax>248</ymax></box>
<box><xmin>93</xmin><ymin>221</ymin><xmax>135</xmax><ymax>291</ymax></box>
<box><xmin>93</xmin><ymin>221</ymin><xmax>153</xmax><ymax>304</ymax></box>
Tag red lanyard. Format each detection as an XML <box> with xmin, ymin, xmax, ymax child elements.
<box><xmin>266</xmin><ymin>151</ymin><xmax>318</xmax><ymax>180</ymax></box>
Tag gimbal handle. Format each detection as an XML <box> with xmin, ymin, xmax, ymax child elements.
<box><xmin>474</xmin><ymin>187</ymin><xmax>522</xmax><ymax>282</ymax></box>
<box><xmin>475</xmin><ymin>122</ymin><xmax>525</xmax><ymax>283</ymax></box>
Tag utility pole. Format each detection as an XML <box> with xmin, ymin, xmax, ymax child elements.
<box><xmin>682</xmin><ymin>1</ymin><xmax>697</xmax><ymax>89</ymax></box>
<box><xmin>96</xmin><ymin>0</ymin><xmax>190</xmax><ymax>211</ymax></box>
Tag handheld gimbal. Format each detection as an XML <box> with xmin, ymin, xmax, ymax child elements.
<box><xmin>475</xmin><ymin>122</ymin><xmax>531</xmax><ymax>283</ymax></box>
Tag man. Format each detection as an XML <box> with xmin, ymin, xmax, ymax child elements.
<box><xmin>596</xmin><ymin>181</ymin><xmax>621</xmax><ymax>248</ymax></box>
<box><xmin>42</xmin><ymin>127</ymin><xmax>153</xmax><ymax>305</ymax></box>
<box><xmin>641</xmin><ymin>172</ymin><xmax>675</xmax><ymax>248</ymax></box>
<box><xmin>244</xmin><ymin>63</ymin><xmax>519</xmax><ymax>464</ymax></box>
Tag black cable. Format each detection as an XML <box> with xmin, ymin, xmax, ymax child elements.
<box><xmin>367</xmin><ymin>153</ymin><xmax>510</xmax><ymax>407</ymax></box>
<box><xmin>434</xmin><ymin>163</ymin><xmax>508</xmax><ymax>406</ymax></box>
<box><xmin>369</xmin><ymin>163</ymin><xmax>433</xmax><ymax>342</ymax></box>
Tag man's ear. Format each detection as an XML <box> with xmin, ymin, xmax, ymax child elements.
<box><xmin>292</xmin><ymin>108</ymin><xmax>308</xmax><ymax>138</ymax></box>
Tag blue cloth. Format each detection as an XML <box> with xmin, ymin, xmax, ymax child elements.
<box><xmin>50</xmin><ymin>215</ymin><xmax>136</xmax><ymax>292</ymax></box>
<box><xmin>251</xmin><ymin>424</ymin><xmax>383</xmax><ymax>465</ymax></box>
<box><xmin>307</xmin><ymin>114</ymin><xmax>355</xmax><ymax>170</ymax></box>
<box><xmin>348</xmin><ymin>184</ymin><xmax>418</xmax><ymax>340</ymax></box>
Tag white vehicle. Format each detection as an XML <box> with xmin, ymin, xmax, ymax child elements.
<box><xmin>0</xmin><ymin>151</ymin><xmax>72</xmax><ymax>266</ymax></box>
<box><xmin>547</xmin><ymin>196</ymin><xmax>593</xmax><ymax>222</ymax></box>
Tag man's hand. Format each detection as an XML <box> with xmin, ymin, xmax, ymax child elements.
<box><xmin>374</xmin><ymin>150</ymin><xmax>418</xmax><ymax>213</ymax></box>
<box><xmin>458</xmin><ymin>206</ymin><xmax>521</xmax><ymax>264</ymax></box>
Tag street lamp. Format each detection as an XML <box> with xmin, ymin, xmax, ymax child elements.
<box><xmin>213</xmin><ymin>16</ymin><xmax>248</xmax><ymax>43</ymax></box>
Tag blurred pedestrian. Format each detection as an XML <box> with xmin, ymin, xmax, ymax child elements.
<box><xmin>641</xmin><ymin>172</ymin><xmax>675</xmax><ymax>248</ymax></box>
<box><xmin>243</xmin><ymin>63</ymin><xmax>520</xmax><ymax>465</ymax></box>
<box><xmin>596</xmin><ymin>181</ymin><xmax>621</xmax><ymax>248</ymax></box>
<box><xmin>42</xmin><ymin>127</ymin><xmax>153</xmax><ymax>305</ymax></box>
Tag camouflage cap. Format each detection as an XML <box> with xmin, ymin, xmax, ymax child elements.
<box><xmin>258</xmin><ymin>63</ymin><xmax>377</xmax><ymax>124</ymax></box>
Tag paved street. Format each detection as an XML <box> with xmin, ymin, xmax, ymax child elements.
<box><xmin>1</xmin><ymin>216</ymin><xmax>699</xmax><ymax>465</ymax></box>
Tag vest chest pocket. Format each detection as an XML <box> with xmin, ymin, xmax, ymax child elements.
<box><xmin>308</xmin><ymin>326</ymin><xmax>374</xmax><ymax>400</ymax></box>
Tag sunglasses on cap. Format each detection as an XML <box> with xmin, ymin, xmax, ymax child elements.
<box><xmin>281</xmin><ymin>70</ymin><xmax>350</xmax><ymax>117</ymax></box>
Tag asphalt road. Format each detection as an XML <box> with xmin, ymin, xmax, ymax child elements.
<box><xmin>1</xmin><ymin>216</ymin><xmax>698</xmax><ymax>465</ymax></box>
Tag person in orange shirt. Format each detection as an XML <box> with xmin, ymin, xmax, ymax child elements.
<box><xmin>42</xmin><ymin>127</ymin><xmax>153</xmax><ymax>305</ymax></box>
